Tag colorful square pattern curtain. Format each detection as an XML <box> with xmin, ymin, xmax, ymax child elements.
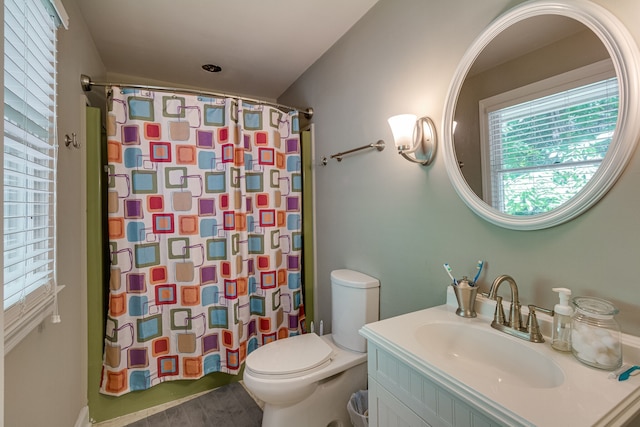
<box><xmin>100</xmin><ymin>88</ymin><xmax>304</xmax><ymax>396</ymax></box>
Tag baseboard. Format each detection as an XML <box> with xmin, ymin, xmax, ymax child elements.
<box><xmin>91</xmin><ymin>388</ymin><xmax>214</xmax><ymax>426</ymax></box>
<box><xmin>74</xmin><ymin>406</ymin><xmax>90</xmax><ymax>427</ymax></box>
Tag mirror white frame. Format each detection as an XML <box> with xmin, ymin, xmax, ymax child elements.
<box><xmin>443</xmin><ymin>0</ymin><xmax>640</xmax><ymax>230</ymax></box>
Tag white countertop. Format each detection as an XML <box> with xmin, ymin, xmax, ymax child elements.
<box><xmin>360</xmin><ymin>287</ymin><xmax>640</xmax><ymax>426</ymax></box>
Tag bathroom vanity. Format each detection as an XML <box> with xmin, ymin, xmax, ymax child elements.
<box><xmin>359</xmin><ymin>287</ymin><xmax>640</xmax><ymax>427</ymax></box>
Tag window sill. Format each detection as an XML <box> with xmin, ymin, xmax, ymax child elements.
<box><xmin>5</xmin><ymin>285</ymin><xmax>65</xmax><ymax>355</ymax></box>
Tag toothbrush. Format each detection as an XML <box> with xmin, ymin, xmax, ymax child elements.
<box><xmin>618</xmin><ymin>366</ymin><xmax>640</xmax><ymax>381</ymax></box>
<box><xmin>610</xmin><ymin>364</ymin><xmax>632</xmax><ymax>380</ymax></box>
<box><xmin>443</xmin><ymin>263</ymin><xmax>457</xmax><ymax>285</ymax></box>
<box><xmin>473</xmin><ymin>260</ymin><xmax>484</xmax><ymax>284</ymax></box>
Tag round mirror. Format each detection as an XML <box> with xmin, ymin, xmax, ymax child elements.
<box><xmin>443</xmin><ymin>0</ymin><xmax>640</xmax><ymax>230</ymax></box>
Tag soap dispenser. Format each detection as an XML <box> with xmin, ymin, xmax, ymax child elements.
<box><xmin>551</xmin><ymin>287</ymin><xmax>573</xmax><ymax>352</ymax></box>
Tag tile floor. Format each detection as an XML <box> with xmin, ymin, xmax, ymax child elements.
<box><xmin>124</xmin><ymin>382</ymin><xmax>263</xmax><ymax>427</ymax></box>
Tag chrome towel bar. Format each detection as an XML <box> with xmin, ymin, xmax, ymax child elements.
<box><xmin>322</xmin><ymin>140</ymin><xmax>385</xmax><ymax>165</ymax></box>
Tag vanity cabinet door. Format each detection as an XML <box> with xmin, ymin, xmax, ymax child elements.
<box><xmin>367</xmin><ymin>343</ymin><xmax>506</xmax><ymax>427</ymax></box>
<box><xmin>369</xmin><ymin>379</ymin><xmax>430</xmax><ymax>427</ymax></box>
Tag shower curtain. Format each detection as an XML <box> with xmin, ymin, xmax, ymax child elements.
<box><xmin>100</xmin><ymin>88</ymin><xmax>304</xmax><ymax>396</ymax></box>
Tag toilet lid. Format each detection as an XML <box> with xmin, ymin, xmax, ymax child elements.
<box><xmin>246</xmin><ymin>333</ymin><xmax>334</xmax><ymax>376</ymax></box>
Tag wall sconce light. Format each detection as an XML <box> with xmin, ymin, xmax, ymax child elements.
<box><xmin>387</xmin><ymin>114</ymin><xmax>437</xmax><ymax>166</ymax></box>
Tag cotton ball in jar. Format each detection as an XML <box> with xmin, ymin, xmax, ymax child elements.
<box><xmin>601</xmin><ymin>334</ymin><xmax>617</xmax><ymax>349</ymax></box>
<box><xmin>571</xmin><ymin>296</ymin><xmax>622</xmax><ymax>370</ymax></box>
<box><xmin>595</xmin><ymin>352</ymin><xmax>616</xmax><ymax>367</ymax></box>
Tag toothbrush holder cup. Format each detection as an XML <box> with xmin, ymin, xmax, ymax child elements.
<box><xmin>452</xmin><ymin>283</ymin><xmax>478</xmax><ymax>318</ymax></box>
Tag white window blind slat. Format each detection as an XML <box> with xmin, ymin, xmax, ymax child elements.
<box><xmin>4</xmin><ymin>253</ymin><xmax>53</xmax><ymax>287</ymax></box>
<box><xmin>3</xmin><ymin>199</ymin><xmax>54</xmax><ymax>217</ymax></box>
<box><xmin>488</xmin><ymin>99</ymin><xmax>619</xmax><ymax>139</ymax></box>
<box><xmin>4</xmin><ymin>216</ymin><xmax>53</xmax><ymax>235</ymax></box>
<box><xmin>4</xmin><ymin>66</ymin><xmax>55</xmax><ymax>126</ymax></box>
<box><xmin>5</xmin><ymin>73</ymin><xmax>55</xmax><ymax>114</ymax></box>
<box><xmin>5</xmin><ymin>130</ymin><xmax>56</xmax><ymax>157</ymax></box>
<box><xmin>4</xmin><ymin>232</ymin><xmax>52</xmax><ymax>254</ymax></box>
<box><xmin>4</xmin><ymin>160</ymin><xmax>55</xmax><ymax>180</ymax></box>
<box><xmin>3</xmin><ymin>0</ymin><xmax>65</xmax><ymax>351</ymax></box>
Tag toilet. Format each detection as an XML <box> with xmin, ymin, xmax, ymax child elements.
<box><xmin>243</xmin><ymin>269</ymin><xmax>380</xmax><ymax>427</ymax></box>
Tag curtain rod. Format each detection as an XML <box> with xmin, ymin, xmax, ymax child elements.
<box><xmin>79</xmin><ymin>74</ymin><xmax>313</xmax><ymax>119</ymax></box>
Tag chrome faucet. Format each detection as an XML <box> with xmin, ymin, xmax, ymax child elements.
<box><xmin>488</xmin><ymin>275</ymin><xmax>522</xmax><ymax>330</ymax></box>
<box><xmin>486</xmin><ymin>275</ymin><xmax>544</xmax><ymax>343</ymax></box>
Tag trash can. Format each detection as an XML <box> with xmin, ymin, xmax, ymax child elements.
<box><xmin>347</xmin><ymin>389</ymin><xmax>368</xmax><ymax>427</ymax></box>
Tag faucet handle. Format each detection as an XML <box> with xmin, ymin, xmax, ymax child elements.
<box><xmin>493</xmin><ymin>295</ymin><xmax>506</xmax><ymax>325</ymax></box>
<box><xmin>527</xmin><ymin>305</ymin><xmax>545</xmax><ymax>343</ymax></box>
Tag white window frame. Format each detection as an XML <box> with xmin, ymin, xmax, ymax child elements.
<box><xmin>479</xmin><ymin>59</ymin><xmax>617</xmax><ymax>214</ymax></box>
<box><xmin>3</xmin><ymin>0</ymin><xmax>67</xmax><ymax>353</ymax></box>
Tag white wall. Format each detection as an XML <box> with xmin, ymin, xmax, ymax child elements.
<box><xmin>279</xmin><ymin>0</ymin><xmax>640</xmax><ymax>334</ymax></box>
<box><xmin>3</xmin><ymin>0</ymin><xmax>105</xmax><ymax>425</ymax></box>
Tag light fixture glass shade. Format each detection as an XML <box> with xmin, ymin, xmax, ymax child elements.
<box><xmin>388</xmin><ymin>114</ymin><xmax>417</xmax><ymax>150</ymax></box>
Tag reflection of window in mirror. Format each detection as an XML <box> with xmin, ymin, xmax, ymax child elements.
<box><xmin>478</xmin><ymin>59</ymin><xmax>617</xmax><ymax>215</ymax></box>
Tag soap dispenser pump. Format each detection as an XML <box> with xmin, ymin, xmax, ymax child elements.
<box><xmin>551</xmin><ymin>287</ymin><xmax>573</xmax><ymax>352</ymax></box>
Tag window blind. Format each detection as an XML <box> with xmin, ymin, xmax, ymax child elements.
<box><xmin>3</xmin><ymin>0</ymin><xmax>64</xmax><ymax>350</ymax></box>
<box><xmin>486</xmin><ymin>77</ymin><xmax>619</xmax><ymax>215</ymax></box>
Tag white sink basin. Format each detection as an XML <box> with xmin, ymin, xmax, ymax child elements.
<box><xmin>415</xmin><ymin>322</ymin><xmax>564</xmax><ymax>388</ymax></box>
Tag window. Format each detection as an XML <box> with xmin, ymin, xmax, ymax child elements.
<box><xmin>480</xmin><ymin>60</ymin><xmax>618</xmax><ymax>215</ymax></box>
<box><xmin>3</xmin><ymin>0</ymin><xmax>67</xmax><ymax>352</ymax></box>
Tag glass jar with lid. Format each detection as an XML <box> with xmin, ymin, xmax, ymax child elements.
<box><xmin>571</xmin><ymin>296</ymin><xmax>622</xmax><ymax>370</ymax></box>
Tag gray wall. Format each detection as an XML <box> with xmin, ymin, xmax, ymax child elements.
<box><xmin>4</xmin><ymin>0</ymin><xmax>106</xmax><ymax>425</ymax></box>
<box><xmin>279</xmin><ymin>0</ymin><xmax>640</xmax><ymax>335</ymax></box>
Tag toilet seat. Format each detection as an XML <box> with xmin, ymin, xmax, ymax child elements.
<box><xmin>245</xmin><ymin>333</ymin><xmax>334</xmax><ymax>378</ymax></box>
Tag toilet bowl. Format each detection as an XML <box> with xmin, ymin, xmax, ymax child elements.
<box><xmin>243</xmin><ymin>333</ymin><xmax>367</xmax><ymax>426</ymax></box>
<box><xmin>243</xmin><ymin>269</ymin><xmax>380</xmax><ymax>427</ymax></box>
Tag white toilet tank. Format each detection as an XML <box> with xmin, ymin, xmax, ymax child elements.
<box><xmin>331</xmin><ymin>269</ymin><xmax>380</xmax><ymax>352</ymax></box>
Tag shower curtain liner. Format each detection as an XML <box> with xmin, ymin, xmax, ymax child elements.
<box><xmin>100</xmin><ymin>87</ymin><xmax>304</xmax><ymax>396</ymax></box>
